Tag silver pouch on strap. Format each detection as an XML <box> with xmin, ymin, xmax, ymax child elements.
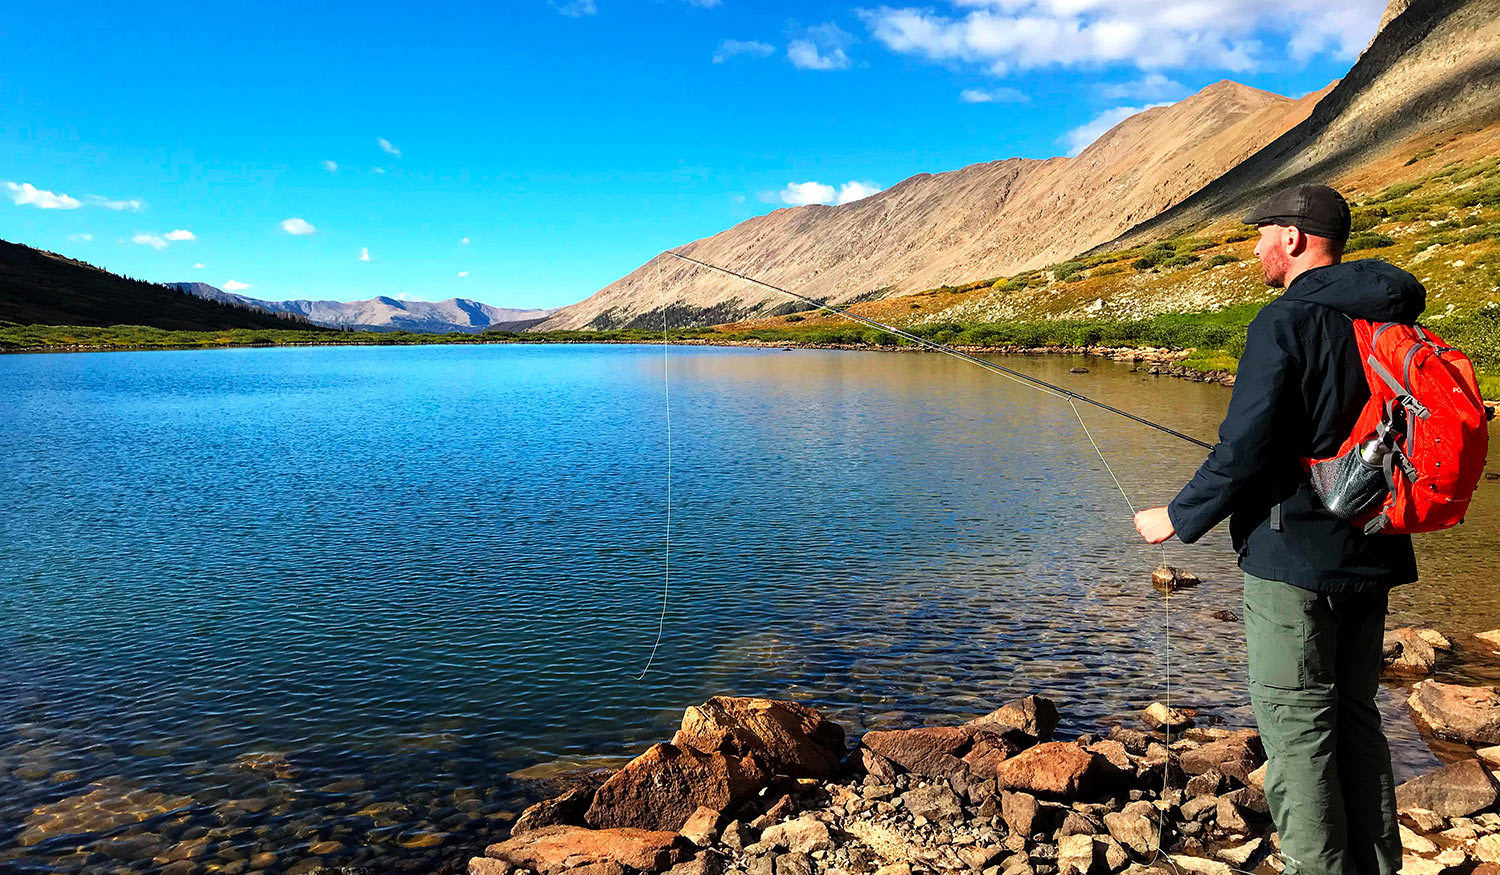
<box><xmin>1308</xmin><ymin>438</ymin><xmax>1391</xmax><ymax>520</ymax></box>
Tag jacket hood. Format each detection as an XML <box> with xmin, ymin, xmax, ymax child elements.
<box><xmin>1280</xmin><ymin>259</ymin><xmax>1426</xmax><ymax>322</ymax></box>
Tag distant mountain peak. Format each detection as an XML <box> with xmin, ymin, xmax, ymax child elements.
<box><xmin>170</xmin><ymin>284</ymin><xmax>558</xmax><ymax>334</ymax></box>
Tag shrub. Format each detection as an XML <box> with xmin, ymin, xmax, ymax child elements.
<box><xmin>1053</xmin><ymin>261</ymin><xmax>1087</xmax><ymax>281</ymax></box>
<box><xmin>1222</xmin><ymin>227</ymin><xmax>1258</xmax><ymax>243</ymax></box>
<box><xmin>1345</xmin><ymin>232</ymin><xmax>1396</xmax><ymax>252</ymax></box>
<box><xmin>1405</xmin><ymin>148</ymin><xmax>1437</xmax><ymax>166</ymax></box>
<box><xmin>1093</xmin><ymin>264</ymin><xmax>1127</xmax><ymax>277</ymax></box>
<box><xmin>1350</xmin><ymin>207</ymin><xmax>1388</xmax><ymax>232</ymax></box>
<box><xmin>1163</xmin><ymin>254</ymin><xmax>1200</xmax><ymax>268</ymax></box>
<box><xmin>1133</xmin><ymin>250</ymin><xmax>1171</xmax><ymax>270</ymax></box>
<box><xmin>994</xmin><ymin>278</ymin><xmax>1027</xmax><ymax>292</ymax></box>
<box><xmin>1460</xmin><ymin>224</ymin><xmax>1500</xmax><ymax>245</ymax></box>
<box><xmin>1177</xmin><ymin>237</ymin><xmax>1217</xmax><ymax>252</ymax></box>
<box><xmin>1370</xmin><ymin>181</ymin><xmax>1421</xmax><ymax>203</ymax></box>
<box><xmin>1453</xmin><ymin>181</ymin><xmax>1500</xmax><ymax>209</ymax></box>
<box><xmin>785</xmin><ymin>314</ymin><xmax>805</xmax><ymax>322</ymax></box>
<box><xmin>1209</xmin><ymin>254</ymin><xmax>1240</xmax><ymax>266</ymax></box>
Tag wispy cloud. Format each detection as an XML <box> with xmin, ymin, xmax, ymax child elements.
<box><xmin>1101</xmin><ymin>73</ymin><xmax>1188</xmax><ymax>100</ymax></box>
<box><xmin>1063</xmin><ymin>103</ymin><xmax>1171</xmax><ymax>156</ymax></box>
<box><xmin>87</xmin><ymin>194</ymin><xmax>145</xmax><ymax>211</ymax></box>
<box><xmin>164</xmin><ymin>229</ymin><xmax>195</xmax><ymax>241</ymax></box>
<box><xmin>959</xmin><ymin>86</ymin><xmax>1029</xmax><ymax>103</ymax></box>
<box><xmin>321</xmin><ymin>159</ymin><xmax>339</xmax><ymax>173</ymax></box>
<box><xmin>281</xmin><ymin>217</ymin><xmax>317</xmax><ymax>236</ymax></box>
<box><xmin>359</xmin><ymin>247</ymin><xmax>371</xmax><ymax>262</ymax></box>
<box><xmin>458</xmin><ymin>270</ymin><xmax>469</xmax><ymax>277</ymax></box>
<box><xmin>788</xmin><ymin>23</ymin><xmax>853</xmax><ymax>71</ymax></box>
<box><xmin>193</xmin><ymin>262</ymin><xmax>205</xmax><ymax>269</ymax></box>
<box><xmin>551</xmin><ymin>0</ymin><xmax>596</xmax><ymax>17</ymax></box>
<box><xmin>69</xmin><ymin>233</ymin><xmax>93</xmax><ymax>242</ymax></box>
<box><xmin>5</xmin><ymin>181</ymin><xmax>81</xmax><ymax>210</ymax></box>
<box><xmin>714</xmin><ymin>39</ymin><xmax>775</xmax><ymax>63</ymax></box>
<box><xmin>459</xmin><ymin>236</ymin><xmax>471</xmax><ymax>245</ymax></box>
<box><xmin>376</xmin><ymin>137</ymin><xmax>402</xmax><ymax>157</ymax></box>
<box><xmin>779</xmin><ymin>180</ymin><xmax>883</xmax><ymax>206</ymax></box>
<box><xmin>223</xmin><ymin>280</ymin><xmax>251</xmax><ymax>291</ymax></box>
<box><xmin>371</xmin><ymin>167</ymin><xmax>387</xmax><ymax>175</ymax></box>
<box><xmin>131</xmin><ymin>233</ymin><xmax>169</xmax><ymax>250</ymax></box>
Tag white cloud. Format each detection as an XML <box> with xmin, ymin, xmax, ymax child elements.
<box><xmin>164</xmin><ymin>229</ymin><xmax>195</xmax><ymax>241</ymax></box>
<box><xmin>859</xmin><ymin>1</ymin><xmax>1385</xmax><ymax>76</ymax></box>
<box><xmin>193</xmin><ymin>262</ymin><xmax>206</xmax><ymax>269</ymax></box>
<box><xmin>281</xmin><ymin>217</ymin><xmax>317</xmax><ymax>236</ymax></box>
<box><xmin>551</xmin><ymin>0</ymin><xmax>596</xmax><ymax>15</ymax></box>
<box><xmin>959</xmin><ymin>86</ymin><xmax>1028</xmax><ymax>103</ymax></box>
<box><xmin>714</xmin><ymin>39</ymin><xmax>775</xmax><ymax>63</ymax></box>
<box><xmin>5</xmin><ymin>181</ymin><xmax>82</xmax><ymax>210</ymax></box>
<box><xmin>223</xmin><ymin>280</ymin><xmax>251</xmax><ymax>291</ymax></box>
<box><xmin>1101</xmin><ymin>73</ymin><xmax>1188</xmax><ymax>100</ymax></box>
<box><xmin>459</xmin><ymin>236</ymin><xmax>471</xmax><ymax>245</ymax></box>
<box><xmin>788</xmin><ymin>23</ymin><xmax>853</xmax><ymax>71</ymax></box>
<box><xmin>69</xmin><ymin>233</ymin><xmax>93</xmax><ymax>242</ymax></box>
<box><xmin>685</xmin><ymin>0</ymin><xmax>721</xmax><ymax>6</ymax></box>
<box><xmin>322</xmin><ymin>160</ymin><xmax>339</xmax><ymax>172</ymax></box>
<box><xmin>458</xmin><ymin>270</ymin><xmax>469</xmax><ymax>277</ymax></box>
<box><xmin>359</xmin><ymin>247</ymin><xmax>371</xmax><ymax>262</ymax></box>
<box><xmin>1063</xmin><ymin>103</ymin><xmax>1171</xmax><ymax>156</ymax></box>
<box><xmin>87</xmin><ymin>194</ymin><xmax>145</xmax><ymax>211</ymax></box>
<box><xmin>376</xmin><ymin>137</ymin><xmax>401</xmax><ymax>157</ymax></box>
<box><xmin>779</xmin><ymin>180</ymin><xmax>883</xmax><ymax>206</ymax></box>
<box><xmin>131</xmin><ymin>233</ymin><xmax>169</xmax><ymax>250</ymax></box>
<box><xmin>371</xmin><ymin>166</ymin><xmax>387</xmax><ymax>175</ymax></box>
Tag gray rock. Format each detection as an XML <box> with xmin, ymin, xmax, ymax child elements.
<box><xmin>1396</xmin><ymin>759</ymin><xmax>1500</xmax><ymax>818</ymax></box>
<box><xmin>774</xmin><ymin>852</ymin><xmax>813</xmax><ymax>875</ymax></box>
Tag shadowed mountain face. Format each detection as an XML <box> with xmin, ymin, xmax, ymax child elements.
<box><xmin>532</xmin><ymin>79</ymin><xmax>1327</xmax><ymax>331</ymax></box>
<box><xmin>168</xmin><ymin>283</ymin><xmax>556</xmax><ymax>334</ymax></box>
<box><xmin>0</xmin><ymin>240</ymin><xmax>316</xmax><ymax>331</ymax></box>
<box><xmin>1104</xmin><ymin>0</ymin><xmax>1500</xmax><ymax>250</ymax></box>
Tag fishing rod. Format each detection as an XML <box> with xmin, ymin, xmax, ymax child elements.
<box><xmin>665</xmin><ymin>250</ymin><xmax>1215</xmax><ymax>450</ymax></box>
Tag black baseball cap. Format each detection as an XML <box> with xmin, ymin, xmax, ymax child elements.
<box><xmin>1241</xmin><ymin>184</ymin><xmax>1351</xmax><ymax>241</ymax></box>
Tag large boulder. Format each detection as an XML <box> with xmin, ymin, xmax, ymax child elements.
<box><xmin>966</xmin><ymin>695</ymin><xmax>1060</xmax><ymax>741</ymax></box>
<box><xmin>513</xmin><ymin>787</ymin><xmax>595</xmax><ymax>836</ymax></box>
<box><xmin>672</xmin><ymin>697</ymin><xmax>846</xmax><ymax>780</ymax></box>
<box><xmin>995</xmin><ymin>742</ymin><xmax>1104</xmax><ymax>799</ymax></box>
<box><xmin>861</xmin><ymin>726</ymin><xmax>973</xmax><ymax>784</ymax></box>
<box><xmin>1395</xmin><ymin>758</ymin><xmax>1500</xmax><ymax>818</ymax></box>
<box><xmin>1383</xmin><ymin>628</ymin><xmax>1440</xmax><ymax>675</ymax></box>
<box><xmin>1178</xmin><ymin>731</ymin><xmax>1264</xmax><ymax>785</ymax></box>
<box><xmin>1408</xmin><ymin>681</ymin><xmax>1500</xmax><ymax>744</ymax></box>
<box><xmin>482</xmin><ymin>825</ymin><xmax>693</xmax><ymax>874</ymax></box>
<box><xmin>585</xmin><ymin>743</ymin><xmax>769</xmax><ymax>831</ymax></box>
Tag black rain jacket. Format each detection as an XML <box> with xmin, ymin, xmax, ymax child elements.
<box><xmin>1167</xmin><ymin>259</ymin><xmax>1423</xmax><ymax>592</ymax></box>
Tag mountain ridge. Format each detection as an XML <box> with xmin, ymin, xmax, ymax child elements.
<box><xmin>167</xmin><ymin>283</ymin><xmax>557</xmax><ymax>334</ymax></box>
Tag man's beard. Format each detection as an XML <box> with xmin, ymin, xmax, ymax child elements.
<box><xmin>1261</xmin><ymin>253</ymin><xmax>1289</xmax><ymax>288</ymax></box>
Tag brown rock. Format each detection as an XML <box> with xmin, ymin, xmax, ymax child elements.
<box><xmin>967</xmin><ymin>695</ymin><xmax>1061</xmax><ymax>741</ymax></box>
<box><xmin>668</xmin><ymin>852</ymin><xmax>724</xmax><ymax>875</ymax></box>
<box><xmin>1142</xmin><ymin>703</ymin><xmax>1194</xmax><ymax>733</ymax></box>
<box><xmin>680</xmin><ymin>806</ymin><xmax>721</xmax><ymax>848</ymax></box>
<box><xmin>761</xmin><ymin>815</ymin><xmax>833</xmax><ymax>854</ymax></box>
<box><xmin>1184</xmin><ymin>771</ymin><xmax>1222</xmax><ymax>798</ymax></box>
<box><xmin>483</xmin><ymin>825</ymin><xmax>692</xmax><ymax>873</ymax></box>
<box><xmin>1002</xmin><ymin>791</ymin><xmax>1051</xmax><ymax>837</ymax></box>
<box><xmin>1151</xmin><ymin>565</ymin><xmax>1200</xmax><ymax>592</ymax></box>
<box><xmin>1057</xmin><ymin>833</ymin><xmax>1097</xmax><ymax>875</ymax></box>
<box><xmin>964</xmin><ymin>730</ymin><xmax>1029</xmax><ymax>776</ymax></box>
<box><xmin>1103</xmin><ymin>811</ymin><xmax>1159</xmax><ymax>856</ymax></box>
<box><xmin>1408</xmin><ymin>681</ymin><xmax>1500</xmax><ymax>745</ymax></box>
<box><xmin>514</xmin><ymin>787</ymin><xmax>595</xmax><ymax>836</ymax></box>
<box><xmin>672</xmin><ymin>697</ymin><xmax>846</xmax><ymax>780</ymax></box>
<box><xmin>996</xmin><ymin>743</ymin><xmax>1104</xmax><ymax>799</ymax></box>
<box><xmin>468</xmin><ymin>858</ymin><xmax>514</xmax><ymax>875</ymax></box>
<box><xmin>901</xmin><ymin>784</ymin><xmax>963</xmax><ymax>822</ymax></box>
<box><xmin>1383</xmin><ymin>628</ymin><xmax>1439</xmax><ymax>675</ymax></box>
<box><xmin>1475</xmin><ymin>630</ymin><xmax>1500</xmax><ymax>653</ymax></box>
<box><xmin>862</xmin><ymin>726</ymin><xmax>974</xmax><ymax>783</ymax></box>
<box><xmin>1178</xmin><ymin>732</ymin><xmax>1264</xmax><ymax>785</ymax></box>
<box><xmin>585</xmin><ymin>743</ymin><xmax>769</xmax><ymax>831</ymax></box>
<box><xmin>1395</xmin><ymin>758</ymin><xmax>1500</xmax><ymax>818</ymax></box>
<box><xmin>851</xmin><ymin>747</ymin><xmax>901</xmax><ymax>782</ymax></box>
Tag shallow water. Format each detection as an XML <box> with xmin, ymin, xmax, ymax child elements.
<box><xmin>1</xmin><ymin>343</ymin><xmax>1496</xmax><ymax>873</ymax></box>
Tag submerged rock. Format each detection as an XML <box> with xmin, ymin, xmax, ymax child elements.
<box><xmin>1408</xmin><ymin>681</ymin><xmax>1500</xmax><ymax>744</ymax></box>
<box><xmin>1383</xmin><ymin>628</ymin><xmax>1446</xmax><ymax>675</ymax></box>
<box><xmin>1143</xmin><ymin>702</ymin><xmax>1194</xmax><ymax>733</ymax></box>
<box><xmin>1395</xmin><ymin>759</ymin><xmax>1500</xmax><ymax>818</ymax></box>
<box><xmin>672</xmin><ymin>697</ymin><xmax>846</xmax><ymax>780</ymax></box>
<box><xmin>1151</xmin><ymin>565</ymin><xmax>1201</xmax><ymax>592</ymax></box>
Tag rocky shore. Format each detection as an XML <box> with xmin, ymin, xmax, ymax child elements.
<box><xmin>470</xmin><ymin>630</ymin><xmax>1500</xmax><ymax>875</ymax></box>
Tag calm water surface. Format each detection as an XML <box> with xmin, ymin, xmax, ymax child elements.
<box><xmin>2</xmin><ymin>343</ymin><xmax>1496</xmax><ymax>873</ymax></box>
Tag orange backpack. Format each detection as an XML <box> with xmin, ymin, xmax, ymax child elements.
<box><xmin>1304</xmin><ymin>319</ymin><xmax>1490</xmax><ymax>534</ymax></box>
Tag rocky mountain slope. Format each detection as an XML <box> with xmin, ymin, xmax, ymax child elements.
<box><xmin>1103</xmin><ymin>0</ymin><xmax>1500</xmax><ymax>250</ymax></box>
<box><xmin>0</xmin><ymin>239</ymin><xmax>315</xmax><ymax>332</ymax></box>
<box><xmin>168</xmin><ymin>283</ymin><xmax>556</xmax><ymax>333</ymax></box>
<box><xmin>533</xmin><ymin>81</ymin><xmax>1328</xmax><ymax>331</ymax></box>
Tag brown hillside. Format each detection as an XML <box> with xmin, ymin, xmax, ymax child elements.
<box><xmin>534</xmin><ymin>80</ymin><xmax>1322</xmax><ymax>331</ymax></box>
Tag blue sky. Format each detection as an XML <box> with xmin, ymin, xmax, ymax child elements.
<box><xmin>0</xmin><ymin>0</ymin><xmax>1387</xmax><ymax>310</ymax></box>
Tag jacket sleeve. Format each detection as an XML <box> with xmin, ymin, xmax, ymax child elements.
<box><xmin>1168</xmin><ymin>309</ymin><xmax>1301</xmax><ymax>544</ymax></box>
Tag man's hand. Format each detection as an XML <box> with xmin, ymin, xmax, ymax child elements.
<box><xmin>1135</xmin><ymin>506</ymin><xmax>1176</xmax><ymax>544</ymax></box>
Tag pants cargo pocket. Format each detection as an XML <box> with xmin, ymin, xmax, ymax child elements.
<box><xmin>1244</xmin><ymin>578</ymin><xmax>1307</xmax><ymax>693</ymax></box>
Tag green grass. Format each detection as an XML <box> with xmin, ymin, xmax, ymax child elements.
<box><xmin>1346</xmin><ymin>232</ymin><xmax>1396</xmax><ymax>252</ymax></box>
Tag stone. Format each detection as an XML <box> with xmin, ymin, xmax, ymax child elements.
<box><xmin>960</xmin><ymin>845</ymin><xmax>1007</xmax><ymax>870</ymax></box>
<box><xmin>1417</xmin><ymin>629</ymin><xmax>1452</xmax><ymax>650</ymax></box>
<box><xmin>1098</xmin><ymin>836</ymin><xmax>1130</xmax><ymax>872</ymax></box>
<box><xmin>1057</xmin><ymin>834</ymin><xmax>1096</xmax><ymax>875</ymax></box>
<box><xmin>1384</xmin><ymin>629</ymin><xmax>1439</xmax><ymax>675</ymax></box>
<box><xmin>1056</xmin><ymin>812</ymin><xmax>1099</xmax><ymax>838</ymax></box>
<box><xmin>1475</xmin><ymin>631</ymin><xmax>1500</xmax><ymax>654</ymax></box>
<box><xmin>1478</xmin><ymin>746</ymin><xmax>1500</xmax><ymax>769</ymax></box>
<box><xmin>1169</xmin><ymin>855</ymin><xmax>1232</xmax><ymax>875</ymax></box>
<box><xmin>585</xmin><ymin>743</ymin><xmax>769</xmax><ymax>831</ymax></box>
<box><xmin>1151</xmin><ymin>566</ymin><xmax>1200</xmax><ymax>592</ymax></box>
<box><xmin>862</xmin><ymin>727</ymin><xmax>974</xmax><ymax>784</ymax></box>
<box><xmin>1108</xmin><ymin>728</ymin><xmax>1153</xmax><ymax>754</ymax></box>
<box><xmin>997</xmin><ymin>743</ymin><xmax>1104</xmax><ymax>799</ymax></box>
<box><xmin>1180</xmin><ymin>796</ymin><xmax>1217</xmax><ymax>822</ymax></box>
<box><xmin>1217</xmin><ymin>788</ymin><xmax>1269</xmax><ymax>834</ymax></box>
<box><xmin>1395</xmin><ymin>759</ymin><xmax>1500</xmax><ymax>818</ymax></box>
<box><xmin>1003</xmin><ymin>791</ymin><xmax>1051</xmax><ymax>837</ymax></box>
<box><xmin>761</xmin><ymin>815</ymin><xmax>833</xmax><ymax>854</ymax></box>
<box><xmin>1103</xmin><ymin>811</ymin><xmax>1158</xmax><ymax>856</ymax></box>
<box><xmin>1245</xmin><ymin>763</ymin><xmax>1267</xmax><ymax>792</ymax></box>
<box><xmin>1478</xmin><ymin>835</ymin><xmax>1500</xmax><ymax>865</ymax></box>
<box><xmin>1401</xmin><ymin>809</ymin><xmax>1445</xmax><ymax>832</ymax></box>
<box><xmin>1399</xmin><ymin>826</ymin><xmax>1438</xmax><ymax>855</ymax></box>
<box><xmin>775</xmin><ymin>851</ymin><xmax>814</xmax><ymax>875</ymax></box>
<box><xmin>1400</xmin><ymin>856</ymin><xmax>1446</xmax><ymax>875</ymax></box>
<box><xmin>1184</xmin><ymin>771</ymin><xmax>1222</xmax><ymax>798</ymax></box>
<box><xmin>514</xmin><ymin>787</ymin><xmax>595</xmax><ymax>836</ymax></box>
<box><xmin>721</xmin><ymin>820</ymin><xmax>754</xmax><ymax>850</ymax></box>
<box><xmin>901</xmin><ymin>784</ymin><xmax>963</xmax><ymax>823</ymax></box>
<box><xmin>874</xmin><ymin>865</ymin><xmax>912</xmax><ymax>875</ymax></box>
<box><xmin>483</xmin><ymin>825</ymin><xmax>693</xmax><ymax>873</ymax></box>
<box><xmin>669</xmin><ymin>853</ymin><xmax>724</xmax><ymax>875</ymax></box>
<box><xmin>469</xmin><ymin>859</ymin><xmax>514</xmax><ymax>875</ymax></box>
<box><xmin>852</xmin><ymin>747</ymin><xmax>902</xmax><ymax>782</ymax></box>
<box><xmin>1178</xmin><ymin>732</ymin><xmax>1264</xmax><ymax>785</ymax></box>
<box><xmin>673</xmin><ymin>697</ymin><xmax>846</xmax><ymax>780</ymax></box>
<box><xmin>1409</xmin><ymin>682</ymin><xmax>1500</xmax><ymax>745</ymax></box>
<box><xmin>748</xmin><ymin>857</ymin><xmax>776</xmax><ymax>875</ymax></box>
<box><xmin>680</xmin><ymin>806</ymin><xmax>721</xmax><ymax>848</ymax></box>
<box><xmin>1219</xmin><ymin>837</ymin><xmax>1263</xmax><ymax>868</ymax></box>
<box><xmin>1142</xmin><ymin>703</ymin><xmax>1193</xmax><ymax>733</ymax></box>
<box><xmin>967</xmin><ymin>695</ymin><xmax>1062</xmax><ymax>742</ymax></box>
<box><xmin>965</xmin><ymin>731</ymin><xmax>1030</xmax><ymax>776</ymax></box>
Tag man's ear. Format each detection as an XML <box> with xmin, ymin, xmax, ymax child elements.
<box><xmin>1285</xmin><ymin>226</ymin><xmax>1307</xmax><ymax>256</ymax></box>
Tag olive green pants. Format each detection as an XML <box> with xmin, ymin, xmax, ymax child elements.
<box><xmin>1243</xmin><ymin>574</ymin><xmax>1400</xmax><ymax>875</ymax></box>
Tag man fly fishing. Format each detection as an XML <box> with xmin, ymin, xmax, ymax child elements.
<box><xmin>1133</xmin><ymin>183</ymin><xmax>1488</xmax><ymax>875</ymax></box>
